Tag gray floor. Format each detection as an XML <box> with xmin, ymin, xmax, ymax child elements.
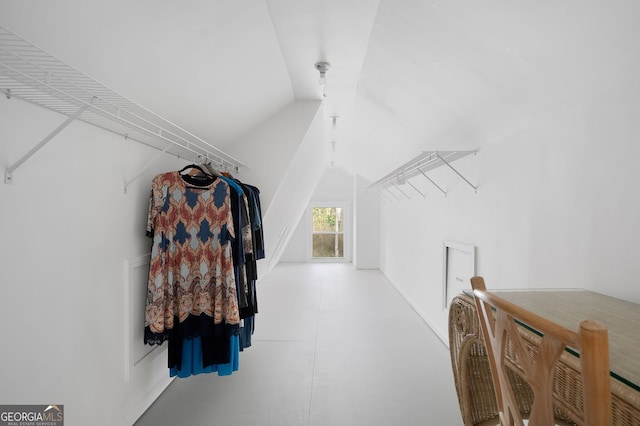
<box><xmin>134</xmin><ymin>263</ymin><xmax>463</xmax><ymax>425</ymax></box>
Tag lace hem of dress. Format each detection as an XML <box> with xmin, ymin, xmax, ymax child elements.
<box><xmin>144</xmin><ymin>314</ymin><xmax>240</xmax><ymax>346</ymax></box>
<box><xmin>144</xmin><ymin>327</ymin><xmax>169</xmax><ymax>345</ymax></box>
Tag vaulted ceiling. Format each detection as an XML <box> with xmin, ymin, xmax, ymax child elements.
<box><xmin>1</xmin><ymin>0</ymin><xmax>638</xmax><ymax>182</ymax></box>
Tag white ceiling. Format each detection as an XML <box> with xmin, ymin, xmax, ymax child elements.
<box><xmin>1</xmin><ymin>0</ymin><xmax>639</xmax><ymax>182</ymax></box>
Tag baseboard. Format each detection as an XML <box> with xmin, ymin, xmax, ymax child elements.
<box><xmin>388</xmin><ymin>281</ymin><xmax>450</xmax><ymax>348</ymax></box>
<box><xmin>118</xmin><ymin>375</ymin><xmax>175</xmax><ymax>426</ymax></box>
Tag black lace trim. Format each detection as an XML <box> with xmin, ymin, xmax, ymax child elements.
<box><xmin>144</xmin><ymin>313</ymin><xmax>240</xmax><ymax>346</ymax></box>
<box><xmin>144</xmin><ymin>327</ymin><xmax>169</xmax><ymax>346</ymax></box>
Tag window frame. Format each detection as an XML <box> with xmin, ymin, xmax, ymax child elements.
<box><xmin>307</xmin><ymin>201</ymin><xmax>350</xmax><ymax>263</ymax></box>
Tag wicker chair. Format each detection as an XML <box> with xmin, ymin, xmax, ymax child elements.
<box><xmin>470</xmin><ymin>276</ymin><xmax>612</xmax><ymax>426</ymax></box>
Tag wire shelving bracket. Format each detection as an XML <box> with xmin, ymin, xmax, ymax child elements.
<box><xmin>0</xmin><ymin>25</ymin><xmax>245</xmax><ymax>188</ymax></box>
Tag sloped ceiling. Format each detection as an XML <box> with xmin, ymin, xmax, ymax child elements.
<box><xmin>1</xmin><ymin>0</ymin><xmax>639</xmax><ymax>182</ymax></box>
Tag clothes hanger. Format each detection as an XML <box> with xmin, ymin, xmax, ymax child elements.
<box><xmin>216</xmin><ymin>164</ymin><xmax>234</xmax><ymax>179</ymax></box>
<box><xmin>178</xmin><ymin>163</ymin><xmax>217</xmax><ymax>188</ymax></box>
<box><xmin>179</xmin><ymin>164</ymin><xmax>210</xmax><ymax>177</ymax></box>
<box><xmin>202</xmin><ymin>162</ymin><xmax>222</xmax><ymax>177</ymax></box>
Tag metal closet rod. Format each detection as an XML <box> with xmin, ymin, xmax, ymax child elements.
<box><xmin>123</xmin><ymin>151</ymin><xmax>238</xmax><ymax>194</ymax></box>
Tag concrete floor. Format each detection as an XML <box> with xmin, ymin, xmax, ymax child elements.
<box><xmin>134</xmin><ymin>263</ymin><xmax>463</xmax><ymax>425</ymax></box>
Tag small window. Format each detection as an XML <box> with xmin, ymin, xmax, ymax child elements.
<box><xmin>312</xmin><ymin>207</ymin><xmax>344</xmax><ymax>258</ymax></box>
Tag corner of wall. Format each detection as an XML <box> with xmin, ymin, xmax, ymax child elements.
<box><xmin>353</xmin><ymin>174</ymin><xmax>381</xmax><ymax>269</ymax></box>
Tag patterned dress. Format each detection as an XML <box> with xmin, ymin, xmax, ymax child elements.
<box><xmin>144</xmin><ymin>171</ymin><xmax>240</xmax><ymax>347</ymax></box>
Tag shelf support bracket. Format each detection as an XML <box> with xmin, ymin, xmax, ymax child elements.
<box><xmin>378</xmin><ymin>190</ymin><xmax>394</xmax><ymax>203</ymax></box>
<box><xmin>123</xmin><ymin>143</ymin><xmax>173</xmax><ymax>193</ymax></box>
<box><xmin>392</xmin><ymin>184</ymin><xmax>411</xmax><ymax>200</ymax></box>
<box><xmin>406</xmin><ymin>180</ymin><xmax>426</xmax><ymax>198</ymax></box>
<box><xmin>416</xmin><ymin>167</ymin><xmax>447</xmax><ymax>196</ymax></box>
<box><xmin>5</xmin><ymin>103</ymin><xmax>90</xmax><ymax>184</ymax></box>
<box><xmin>382</xmin><ymin>187</ymin><xmax>400</xmax><ymax>202</ymax></box>
<box><xmin>436</xmin><ymin>152</ymin><xmax>477</xmax><ymax>193</ymax></box>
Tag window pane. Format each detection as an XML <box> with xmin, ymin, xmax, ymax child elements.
<box><xmin>313</xmin><ymin>233</ymin><xmax>344</xmax><ymax>258</ymax></box>
<box><xmin>336</xmin><ymin>208</ymin><xmax>343</xmax><ymax>232</ymax></box>
<box><xmin>313</xmin><ymin>207</ymin><xmax>338</xmax><ymax>232</ymax></box>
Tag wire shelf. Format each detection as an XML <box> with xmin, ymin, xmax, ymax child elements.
<box><xmin>0</xmin><ymin>25</ymin><xmax>244</xmax><ymax>183</ymax></box>
<box><xmin>368</xmin><ymin>150</ymin><xmax>477</xmax><ymax>199</ymax></box>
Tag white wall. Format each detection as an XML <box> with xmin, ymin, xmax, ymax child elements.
<box><xmin>223</xmin><ymin>100</ymin><xmax>326</xmax><ymax>277</ymax></box>
<box><xmin>0</xmin><ymin>94</ymin><xmax>332</xmax><ymax>424</ymax></box>
<box><xmin>0</xmin><ymin>93</ymin><xmax>327</xmax><ymax>425</ymax></box>
<box><xmin>0</xmin><ymin>96</ymin><xmax>183</xmax><ymax>425</ymax></box>
<box><xmin>279</xmin><ymin>216</ymin><xmax>308</xmax><ymax>263</ymax></box>
<box><xmin>280</xmin><ymin>167</ymin><xmax>355</xmax><ymax>263</ymax></box>
<box><xmin>223</xmin><ymin>100</ymin><xmax>322</xmax><ymax>213</ymax></box>
<box><xmin>280</xmin><ymin>168</ymin><xmax>381</xmax><ymax>268</ymax></box>
<box><xmin>378</xmin><ymin>79</ymin><xmax>640</xmax><ymax>343</ymax></box>
<box><xmin>353</xmin><ymin>174</ymin><xmax>380</xmax><ymax>269</ymax></box>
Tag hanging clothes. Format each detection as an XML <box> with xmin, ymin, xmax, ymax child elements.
<box><xmin>170</xmin><ymin>335</ymin><xmax>240</xmax><ymax>378</ymax></box>
<box><xmin>217</xmin><ymin>172</ymin><xmax>265</xmax><ymax>349</ymax></box>
<box><xmin>144</xmin><ymin>170</ymin><xmax>240</xmax><ymax>371</ymax></box>
<box><xmin>144</xmin><ymin>165</ymin><xmax>265</xmax><ymax>378</ymax></box>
